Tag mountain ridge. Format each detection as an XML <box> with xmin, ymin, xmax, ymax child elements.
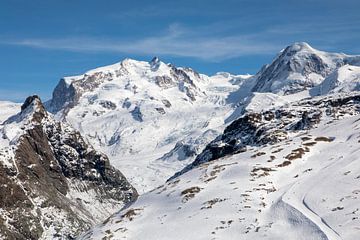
<box><xmin>0</xmin><ymin>95</ymin><xmax>137</xmax><ymax>239</ymax></box>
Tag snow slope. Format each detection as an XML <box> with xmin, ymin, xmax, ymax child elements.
<box><xmin>313</xmin><ymin>65</ymin><xmax>360</xmax><ymax>95</ymax></box>
<box><xmin>0</xmin><ymin>101</ymin><xmax>21</xmax><ymax>123</ymax></box>
<box><xmin>47</xmin><ymin>58</ymin><xmax>249</xmax><ymax>193</ymax></box>
<box><xmin>79</xmin><ymin>93</ymin><xmax>360</xmax><ymax>240</ymax></box>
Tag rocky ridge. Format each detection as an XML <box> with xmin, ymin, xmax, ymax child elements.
<box><xmin>0</xmin><ymin>96</ymin><xmax>137</xmax><ymax>239</ymax></box>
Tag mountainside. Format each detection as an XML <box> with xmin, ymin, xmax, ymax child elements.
<box><xmin>76</xmin><ymin>43</ymin><xmax>360</xmax><ymax>240</ymax></box>
<box><xmin>313</xmin><ymin>65</ymin><xmax>360</xmax><ymax>95</ymax></box>
<box><xmin>0</xmin><ymin>96</ymin><xmax>137</xmax><ymax>239</ymax></box>
<box><xmin>224</xmin><ymin>43</ymin><xmax>360</xmax><ymax>123</ymax></box>
<box><xmin>79</xmin><ymin>92</ymin><xmax>360</xmax><ymax>240</ymax></box>
<box><xmin>251</xmin><ymin>42</ymin><xmax>360</xmax><ymax>95</ymax></box>
<box><xmin>46</xmin><ymin>57</ymin><xmax>250</xmax><ymax>193</ymax></box>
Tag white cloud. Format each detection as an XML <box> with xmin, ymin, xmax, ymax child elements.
<box><xmin>0</xmin><ymin>25</ymin><xmax>282</xmax><ymax>61</ymax></box>
<box><xmin>0</xmin><ymin>89</ymin><xmax>35</xmax><ymax>103</ymax></box>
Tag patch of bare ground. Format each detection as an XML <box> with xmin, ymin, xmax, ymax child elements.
<box><xmin>201</xmin><ymin>162</ymin><xmax>238</xmax><ymax>183</ymax></box>
<box><xmin>252</xmin><ymin>167</ymin><xmax>274</xmax><ymax>172</ymax></box>
<box><xmin>114</xmin><ymin>227</ymin><xmax>127</xmax><ymax>233</ymax></box>
<box><xmin>315</xmin><ymin>136</ymin><xmax>334</xmax><ymax>142</ymax></box>
<box><xmin>213</xmin><ymin>220</ymin><xmax>233</xmax><ymax>234</ymax></box>
<box><xmin>201</xmin><ymin>198</ymin><xmax>227</xmax><ymax>209</ymax></box>
<box><xmin>277</xmin><ymin>160</ymin><xmax>292</xmax><ymax>167</ymax></box>
<box><xmin>181</xmin><ymin>186</ymin><xmax>202</xmax><ymax>203</ymax></box>
<box><xmin>271</xmin><ymin>148</ymin><xmax>283</xmax><ymax>154</ymax></box>
<box><xmin>121</xmin><ymin>208</ymin><xmax>143</xmax><ymax>221</ymax></box>
<box><xmin>251</xmin><ymin>152</ymin><xmax>266</xmax><ymax>158</ymax></box>
<box><xmin>253</xmin><ymin>186</ymin><xmax>276</xmax><ymax>194</ymax></box>
<box><xmin>301</xmin><ymin>136</ymin><xmax>312</xmax><ymax>141</ymax></box>
<box><xmin>331</xmin><ymin>206</ymin><xmax>344</xmax><ymax>211</ymax></box>
<box><xmin>303</xmin><ymin>142</ymin><xmax>317</xmax><ymax>146</ymax></box>
<box><xmin>250</xmin><ymin>167</ymin><xmax>275</xmax><ymax>178</ymax></box>
<box><xmin>285</xmin><ymin>147</ymin><xmax>309</xmax><ymax>160</ymax></box>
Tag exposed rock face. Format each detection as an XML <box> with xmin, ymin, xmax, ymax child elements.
<box><xmin>0</xmin><ymin>96</ymin><xmax>137</xmax><ymax>240</ymax></box>
<box><xmin>47</xmin><ymin>71</ymin><xmax>114</xmax><ymax>114</ymax></box>
<box><xmin>149</xmin><ymin>56</ymin><xmax>161</xmax><ymax>71</ymax></box>
<box><xmin>155</xmin><ymin>75</ymin><xmax>176</xmax><ymax>88</ymax></box>
<box><xmin>99</xmin><ymin>100</ymin><xmax>117</xmax><ymax>110</ymax></box>
<box><xmin>291</xmin><ymin>110</ymin><xmax>322</xmax><ymax>130</ymax></box>
<box><xmin>47</xmin><ymin>79</ymin><xmax>77</xmax><ymax>114</ymax></box>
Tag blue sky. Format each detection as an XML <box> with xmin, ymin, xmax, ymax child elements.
<box><xmin>0</xmin><ymin>0</ymin><xmax>359</xmax><ymax>102</ymax></box>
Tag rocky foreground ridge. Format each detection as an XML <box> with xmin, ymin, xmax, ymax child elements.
<box><xmin>0</xmin><ymin>96</ymin><xmax>137</xmax><ymax>239</ymax></box>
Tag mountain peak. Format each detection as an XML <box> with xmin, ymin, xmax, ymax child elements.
<box><xmin>19</xmin><ymin>95</ymin><xmax>47</xmax><ymax>123</ymax></box>
<box><xmin>150</xmin><ymin>56</ymin><xmax>160</xmax><ymax>64</ymax></box>
<box><xmin>149</xmin><ymin>56</ymin><xmax>161</xmax><ymax>70</ymax></box>
<box><xmin>251</xmin><ymin>42</ymin><xmax>350</xmax><ymax>94</ymax></box>
<box><xmin>21</xmin><ymin>95</ymin><xmax>42</xmax><ymax>111</ymax></box>
<box><xmin>284</xmin><ymin>42</ymin><xmax>315</xmax><ymax>54</ymax></box>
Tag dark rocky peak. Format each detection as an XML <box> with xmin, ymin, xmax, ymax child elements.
<box><xmin>47</xmin><ymin>71</ymin><xmax>112</xmax><ymax>114</ymax></box>
<box><xmin>150</xmin><ymin>56</ymin><xmax>161</xmax><ymax>71</ymax></box>
<box><xmin>5</xmin><ymin>95</ymin><xmax>47</xmax><ymax>125</ymax></box>
<box><xmin>21</xmin><ymin>95</ymin><xmax>41</xmax><ymax>111</ymax></box>
<box><xmin>20</xmin><ymin>95</ymin><xmax>46</xmax><ymax>116</ymax></box>
<box><xmin>150</xmin><ymin>56</ymin><xmax>160</xmax><ymax>65</ymax></box>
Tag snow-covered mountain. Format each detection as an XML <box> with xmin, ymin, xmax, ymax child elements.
<box><xmin>46</xmin><ymin>57</ymin><xmax>250</xmax><ymax>193</ymax></box>
<box><xmin>0</xmin><ymin>96</ymin><xmax>137</xmax><ymax>239</ymax></box>
<box><xmin>251</xmin><ymin>42</ymin><xmax>360</xmax><ymax>95</ymax></box>
<box><xmin>75</xmin><ymin>43</ymin><xmax>360</xmax><ymax>240</ymax></box>
<box><xmin>2</xmin><ymin>42</ymin><xmax>360</xmax><ymax>240</ymax></box>
<box><xmin>224</xmin><ymin>42</ymin><xmax>360</xmax><ymax>122</ymax></box>
<box><xmin>79</xmin><ymin>92</ymin><xmax>360</xmax><ymax>240</ymax></box>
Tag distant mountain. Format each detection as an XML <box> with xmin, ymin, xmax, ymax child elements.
<box><xmin>251</xmin><ymin>42</ymin><xmax>360</xmax><ymax>95</ymax></box>
<box><xmin>46</xmin><ymin>57</ymin><xmax>250</xmax><ymax>193</ymax></box>
<box><xmin>0</xmin><ymin>96</ymin><xmax>137</xmax><ymax>239</ymax></box>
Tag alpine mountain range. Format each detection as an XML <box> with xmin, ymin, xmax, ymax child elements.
<box><xmin>1</xmin><ymin>42</ymin><xmax>360</xmax><ymax>240</ymax></box>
